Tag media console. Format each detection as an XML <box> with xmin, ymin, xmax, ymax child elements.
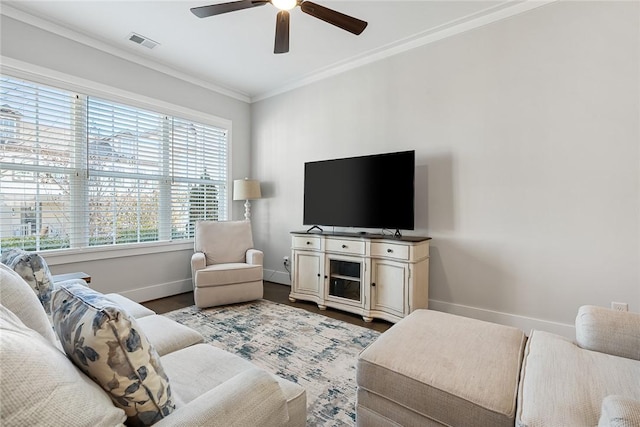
<box><xmin>289</xmin><ymin>231</ymin><xmax>431</xmax><ymax>323</ymax></box>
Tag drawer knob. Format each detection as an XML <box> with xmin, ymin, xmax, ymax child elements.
<box><xmin>306</xmin><ymin>241</ymin><xmax>312</xmax><ymax>245</ymax></box>
<box><xmin>387</xmin><ymin>248</ymin><xmax>393</xmax><ymax>253</ymax></box>
<box><xmin>342</xmin><ymin>244</ymin><xmax>347</xmax><ymax>248</ymax></box>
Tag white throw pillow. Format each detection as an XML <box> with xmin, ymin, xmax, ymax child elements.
<box><xmin>0</xmin><ymin>304</ymin><xmax>127</xmax><ymax>427</ymax></box>
<box><xmin>0</xmin><ymin>264</ymin><xmax>58</xmax><ymax>346</ymax></box>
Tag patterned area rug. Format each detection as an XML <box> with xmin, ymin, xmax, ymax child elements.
<box><xmin>163</xmin><ymin>300</ymin><xmax>380</xmax><ymax>426</ymax></box>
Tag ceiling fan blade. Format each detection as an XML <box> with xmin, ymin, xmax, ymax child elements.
<box><xmin>300</xmin><ymin>1</ymin><xmax>367</xmax><ymax>35</ymax></box>
<box><xmin>191</xmin><ymin>0</ymin><xmax>267</xmax><ymax>18</ymax></box>
<box><xmin>274</xmin><ymin>10</ymin><xmax>290</xmax><ymax>54</ymax></box>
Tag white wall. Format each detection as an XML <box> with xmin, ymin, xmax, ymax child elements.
<box><xmin>251</xmin><ymin>1</ymin><xmax>640</xmax><ymax>335</ymax></box>
<box><xmin>1</xmin><ymin>15</ymin><xmax>252</xmax><ymax>301</ymax></box>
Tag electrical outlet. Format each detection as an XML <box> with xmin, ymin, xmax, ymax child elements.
<box><xmin>283</xmin><ymin>256</ymin><xmax>289</xmax><ymax>266</ymax></box>
<box><xmin>611</xmin><ymin>302</ymin><xmax>628</xmax><ymax>312</ymax></box>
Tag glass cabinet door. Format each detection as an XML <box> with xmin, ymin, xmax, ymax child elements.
<box><xmin>327</xmin><ymin>258</ymin><xmax>361</xmax><ymax>303</ymax></box>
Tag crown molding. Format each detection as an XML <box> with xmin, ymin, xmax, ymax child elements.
<box><xmin>2</xmin><ymin>1</ymin><xmax>556</xmax><ymax>105</ymax></box>
<box><xmin>0</xmin><ymin>4</ymin><xmax>251</xmax><ymax>103</ymax></box>
<box><xmin>251</xmin><ymin>0</ymin><xmax>557</xmax><ymax>102</ymax></box>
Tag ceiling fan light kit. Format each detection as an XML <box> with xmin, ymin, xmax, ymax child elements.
<box><xmin>191</xmin><ymin>0</ymin><xmax>368</xmax><ymax>54</ymax></box>
<box><xmin>272</xmin><ymin>0</ymin><xmax>297</xmax><ymax>11</ymax></box>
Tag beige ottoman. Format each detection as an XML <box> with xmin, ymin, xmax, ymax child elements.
<box><xmin>356</xmin><ymin>309</ymin><xmax>527</xmax><ymax>427</ymax></box>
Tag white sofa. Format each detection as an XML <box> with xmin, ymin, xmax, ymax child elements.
<box><xmin>0</xmin><ymin>262</ymin><xmax>307</xmax><ymax>427</ymax></box>
<box><xmin>357</xmin><ymin>306</ymin><xmax>640</xmax><ymax>426</ymax></box>
<box><xmin>516</xmin><ymin>305</ymin><xmax>640</xmax><ymax>426</ymax></box>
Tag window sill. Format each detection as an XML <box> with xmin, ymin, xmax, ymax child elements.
<box><xmin>43</xmin><ymin>240</ymin><xmax>194</xmax><ymax>266</ymax></box>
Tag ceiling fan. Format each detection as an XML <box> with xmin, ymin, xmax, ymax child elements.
<box><xmin>191</xmin><ymin>0</ymin><xmax>368</xmax><ymax>54</ymax></box>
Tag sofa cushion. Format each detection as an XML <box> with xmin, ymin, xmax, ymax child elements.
<box><xmin>0</xmin><ymin>263</ymin><xmax>59</xmax><ymax>347</ymax></box>
<box><xmin>153</xmin><ymin>368</ymin><xmax>290</xmax><ymax>427</ymax></box>
<box><xmin>598</xmin><ymin>395</ymin><xmax>640</xmax><ymax>427</ymax></box>
<box><xmin>52</xmin><ymin>282</ymin><xmax>175</xmax><ymax>426</ymax></box>
<box><xmin>1</xmin><ymin>249</ymin><xmax>54</xmax><ymax>314</ymax></box>
<box><xmin>576</xmin><ymin>305</ymin><xmax>640</xmax><ymax>361</ymax></box>
<box><xmin>195</xmin><ymin>262</ymin><xmax>263</xmax><ymax>287</ymax></box>
<box><xmin>517</xmin><ymin>330</ymin><xmax>640</xmax><ymax>426</ymax></box>
<box><xmin>136</xmin><ymin>315</ymin><xmax>204</xmax><ymax>356</ymax></box>
<box><xmin>0</xmin><ymin>304</ymin><xmax>127</xmax><ymax>427</ymax></box>
<box><xmin>160</xmin><ymin>343</ymin><xmax>307</xmax><ymax>427</ymax></box>
<box><xmin>104</xmin><ymin>293</ymin><xmax>156</xmax><ymax>318</ymax></box>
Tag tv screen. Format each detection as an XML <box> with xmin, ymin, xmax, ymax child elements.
<box><xmin>303</xmin><ymin>150</ymin><xmax>415</xmax><ymax>231</ymax></box>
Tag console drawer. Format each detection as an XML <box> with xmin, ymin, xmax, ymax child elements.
<box><xmin>371</xmin><ymin>242</ymin><xmax>409</xmax><ymax>261</ymax></box>
<box><xmin>292</xmin><ymin>236</ymin><xmax>321</xmax><ymax>250</ymax></box>
<box><xmin>326</xmin><ymin>238</ymin><xmax>365</xmax><ymax>255</ymax></box>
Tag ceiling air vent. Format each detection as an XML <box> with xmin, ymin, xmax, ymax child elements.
<box><xmin>127</xmin><ymin>32</ymin><xmax>159</xmax><ymax>50</ymax></box>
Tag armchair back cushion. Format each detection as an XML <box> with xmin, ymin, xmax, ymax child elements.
<box><xmin>576</xmin><ymin>305</ymin><xmax>640</xmax><ymax>360</ymax></box>
<box><xmin>52</xmin><ymin>282</ymin><xmax>175</xmax><ymax>426</ymax></box>
<box><xmin>195</xmin><ymin>220</ymin><xmax>254</xmax><ymax>265</ymax></box>
<box><xmin>0</xmin><ymin>304</ymin><xmax>127</xmax><ymax>427</ymax></box>
<box><xmin>1</xmin><ymin>248</ymin><xmax>54</xmax><ymax>314</ymax></box>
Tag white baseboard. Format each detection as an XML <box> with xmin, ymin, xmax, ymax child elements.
<box><xmin>119</xmin><ymin>275</ymin><xmax>574</xmax><ymax>339</ymax></box>
<box><xmin>119</xmin><ymin>279</ymin><xmax>193</xmax><ymax>303</ymax></box>
<box><xmin>428</xmin><ymin>299</ymin><xmax>575</xmax><ymax>339</ymax></box>
<box><xmin>264</xmin><ymin>269</ymin><xmax>291</xmax><ymax>286</ymax></box>
<box><xmin>120</xmin><ymin>271</ymin><xmax>291</xmax><ymax>303</ymax></box>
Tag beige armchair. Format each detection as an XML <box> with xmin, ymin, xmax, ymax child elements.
<box><xmin>191</xmin><ymin>220</ymin><xmax>264</xmax><ymax>308</ymax></box>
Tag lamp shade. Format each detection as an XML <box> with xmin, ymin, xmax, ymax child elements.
<box><xmin>233</xmin><ymin>178</ymin><xmax>262</xmax><ymax>200</ymax></box>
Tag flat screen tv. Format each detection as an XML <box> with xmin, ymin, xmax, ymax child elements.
<box><xmin>303</xmin><ymin>150</ymin><xmax>415</xmax><ymax>233</ymax></box>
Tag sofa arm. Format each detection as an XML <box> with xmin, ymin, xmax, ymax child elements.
<box><xmin>575</xmin><ymin>305</ymin><xmax>640</xmax><ymax>360</ymax></box>
<box><xmin>598</xmin><ymin>395</ymin><xmax>640</xmax><ymax>427</ymax></box>
<box><xmin>154</xmin><ymin>368</ymin><xmax>289</xmax><ymax>427</ymax></box>
<box><xmin>246</xmin><ymin>249</ymin><xmax>264</xmax><ymax>266</ymax></box>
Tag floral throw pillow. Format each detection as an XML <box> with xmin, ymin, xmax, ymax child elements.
<box><xmin>1</xmin><ymin>249</ymin><xmax>54</xmax><ymax>314</ymax></box>
<box><xmin>52</xmin><ymin>282</ymin><xmax>175</xmax><ymax>426</ymax></box>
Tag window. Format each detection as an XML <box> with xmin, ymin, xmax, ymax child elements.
<box><xmin>0</xmin><ymin>106</ymin><xmax>21</xmax><ymax>144</ymax></box>
<box><xmin>0</xmin><ymin>75</ymin><xmax>228</xmax><ymax>252</ymax></box>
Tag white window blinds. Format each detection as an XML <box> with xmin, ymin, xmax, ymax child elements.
<box><xmin>0</xmin><ymin>75</ymin><xmax>228</xmax><ymax>252</ymax></box>
<box><xmin>171</xmin><ymin>118</ymin><xmax>228</xmax><ymax>238</ymax></box>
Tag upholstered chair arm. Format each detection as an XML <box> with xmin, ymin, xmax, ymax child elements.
<box><xmin>154</xmin><ymin>368</ymin><xmax>289</xmax><ymax>427</ymax></box>
<box><xmin>575</xmin><ymin>305</ymin><xmax>640</xmax><ymax>360</ymax></box>
<box><xmin>191</xmin><ymin>252</ymin><xmax>206</xmax><ymax>272</ymax></box>
<box><xmin>246</xmin><ymin>249</ymin><xmax>264</xmax><ymax>266</ymax></box>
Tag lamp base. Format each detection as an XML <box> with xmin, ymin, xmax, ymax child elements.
<box><xmin>244</xmin><ymin>200</ymin><xmax>251</xmax><ymax>221</ymax></box>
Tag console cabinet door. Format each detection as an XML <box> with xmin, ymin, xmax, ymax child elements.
<box><xmin>293</xmin><ymin>252</ymin><xmax>322</xmax><ymax>295</ymax></box>
<box><xmin>370</xmin><ymin>259</ymin><xmax>408</xmax><ymax>318</ymax></box>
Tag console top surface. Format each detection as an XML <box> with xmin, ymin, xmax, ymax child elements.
<box><xmin>291</xmin><ymin>230</ymin><xmax>431</xmax><ymax>243</ymax></box>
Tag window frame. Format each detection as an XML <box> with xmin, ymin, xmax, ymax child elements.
<box><xmin>0</xmin><ymin>63</ymin><xmax>233</xmax><ymax>260</ymax></box>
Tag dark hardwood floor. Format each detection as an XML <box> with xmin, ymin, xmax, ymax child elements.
<box><xmin>142</xmin><ymin>281</ymin><xmax>392</xmax><ymax>333</ymax></box>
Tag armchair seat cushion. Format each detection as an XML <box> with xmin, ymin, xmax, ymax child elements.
<box><xmin>195</xmin><ymin>263</ymin><xmax>262</xmax><ymax>288</ymax></box>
